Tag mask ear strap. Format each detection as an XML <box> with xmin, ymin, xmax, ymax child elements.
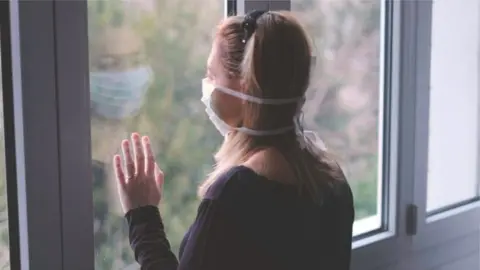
<box><xmin>295</xmin><ymin>112</ymin><xmax>307</xmax><ymax>148</ymax></box>
<box><xmin>215</xmin><ymin>84</ymin><xmax>303</xmax><ymax>105</ymax></box>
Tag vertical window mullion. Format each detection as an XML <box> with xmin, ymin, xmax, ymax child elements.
<box><xmin>8</xmin><ymin>0</ymin><xmax>64</xmax><ymax>269</ymax></box>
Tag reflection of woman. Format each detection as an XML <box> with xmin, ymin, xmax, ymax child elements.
<box><xmin>90</xmin><ymin>25</ymin><xmax>152</xmax><ymax>214</ymax></box>
<box><xmin>113</xmin><ymin>11</ymin><xmax>354</xmax><ymax>270</ymax></box>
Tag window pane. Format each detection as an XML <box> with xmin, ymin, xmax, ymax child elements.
<box><xmin>427</xmin><ymin>0</ymin><xmax>480</xmax><ymax>213</ymax></box>
<box><xmin>291</xmin><ymin>0</ymin><xmax>384</xmax><ymax>235</ymax></box>
<box><xmin>0</xmin><ymin>37</ymin><xmax>10</xmax><ymax>269</ymax></box>
<box><xmin>87</xmin><ymin>1</ymin><xmax>225</xmax><ymax>269</ymax></box>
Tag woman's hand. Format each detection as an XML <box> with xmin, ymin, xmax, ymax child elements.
<box><xmin>113</xmin><ymin>133</ymin><xmax>164</xmax><ymax>214</ymax></box>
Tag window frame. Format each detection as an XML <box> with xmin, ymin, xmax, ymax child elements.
<box><xmin>410</xmin><ymin>0</ymin><xmax>480</xmax><ymax>255</ymax></box>
<box><xmin>53</xmin><ymin>1</ymin><xmax>94</xmax><ymax>268</ymax></box>
<box><xmin>5</xmin><ymin>1</ymin><xmax>68</xmax><ymax>269</ymax></box>
<box><xmin>350</xmin><ymin>0</ymin><xmax>412</xmax><ymax>268</ymax></box>
<box><xmin>0</xmin><ymin>1</ymin><xmax>22</xmax><ymax>269</ymax></box>
<box><xmin>5</xmin><ymin>0</ymin><xmax>480</xmax><ymax>269</ymax></box>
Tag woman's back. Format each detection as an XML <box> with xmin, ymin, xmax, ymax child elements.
<box><xmin>177</xmin><ymin>166</ymin><xmax>354</xmax><ymax>270</ymax></box>
<box><xmin>120</xmin><ymin>10</ymin><xmax>355</xmax><ymax>270</ymax></box>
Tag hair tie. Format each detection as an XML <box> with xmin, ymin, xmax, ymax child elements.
<box><xmin>241</xmin><ymin>10</ymin><xmax>267</xmax><ymax>44</ymax></box>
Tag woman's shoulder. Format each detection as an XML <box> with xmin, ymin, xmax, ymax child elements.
<box><xmin>203</xmin><ymin>165</ymin><xmax>265</xmax><ymax>201</ymax></box>
<box><xmin>203</xmin><ymin>164</ymin><xmax>353</xmax><ymax>213</ymax></box>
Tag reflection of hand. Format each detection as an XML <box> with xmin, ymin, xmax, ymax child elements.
<box><xmin>113</xmin><ymin>133</ymin><xmax>164</xmax><ymax>214</ymax></box>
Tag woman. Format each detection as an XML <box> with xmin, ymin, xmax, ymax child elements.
<box><xmin>113</xmin><ymin>10</ymin><xmax>355</xmax><ymax>270</ymax></box>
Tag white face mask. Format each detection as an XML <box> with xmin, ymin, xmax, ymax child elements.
<box><xmin>90</xmin><ymin>66</ymin><xmax>153</xmax><ymax>120</ymax></box>
<box><xmin>200</xmin><ymin>78</ymin><xmax>327</xmax><ymax>151</ymax></box>
<box><xmin>201</xmin><ymin>78</ymin><xmax>304</xmax><ymax>136</ymax></box>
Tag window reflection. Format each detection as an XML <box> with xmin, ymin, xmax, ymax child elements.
<box><xmin>89</xmin><ymin>0</ymin><xmax>384</xmax><ymax>268</ymax></box>
<box><xmin>88</xmin><ymin>0</ymin><xmax>224</xmax><ymax>269</ymax></box>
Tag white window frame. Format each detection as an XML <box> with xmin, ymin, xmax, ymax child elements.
<box><xmin>410</xmin><ymin>0</ymin><xmax>480</xmax><ymax>262</ymax></box>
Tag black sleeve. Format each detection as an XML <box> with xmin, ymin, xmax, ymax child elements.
<box><xmin>126</xmin><ymin>173</ymin><xmax>244</xmax><ymax>270</ymax></box>
<box><xmin>126</xmin><ymin>205</ymin><xmax>179</xmax><ymax>270</ymax></box>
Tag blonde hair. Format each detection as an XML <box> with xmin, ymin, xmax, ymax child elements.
<box><xmin>198</xmin><ymin>11</ymin><xmax>343</xmax><ymax>204</ymax></box>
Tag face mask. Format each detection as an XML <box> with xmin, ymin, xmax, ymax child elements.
<box><xmin>90</xmin><ymin>66</ymin><xmax>153</xmax><ymax>120</ymax></box>
<box><xmin>200</xmin><ymin>78</ymin><xmax>328</xmax><ymax>151</ymax></box>
<box><xmin>201</xmin><ymin>78</ymin><xmax>304</xmax><ymax>136</ymax></box>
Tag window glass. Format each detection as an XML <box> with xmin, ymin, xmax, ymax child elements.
<box><xmin>427</xmin><ymin>0</ymin><xmax>480</xmax><ymax>213</ymax></box>
<box><xmin>0</xmin><ymin>36</ymin><xmax>10</xmax><ymax>269</ymax></box>
<box><xmin>88</xmin><ymin>1</ymin><xmax>225</xmax><ymax>269</ymax></box>
<box><xmin>291</xmin><ymin>0</ymin><xmax>384</xmax><ymax>235</ymax></box>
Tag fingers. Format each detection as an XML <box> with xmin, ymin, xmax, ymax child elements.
<box><xmin>154</xmin><ymin>163</ymin><xmax>164</xmax><ymax>192</ymax></box>
<box><xmin>131</xmin><ymin>133</ymin><xmax>145</xmax><ymax>176</ymax></box>
<box><xmin>121</xmin><ymin>140</ymin><xmax>135</xmax><ymax>179</ymax></box>
<box><xmin>143</xmin><ymin>136</ymin><xmax>155</xmax><ymax>176</ymax></box>
<box><xmin>113</xmin><ymin>155</ymin><xmax>126</xmax><ymax>189</ymax></box>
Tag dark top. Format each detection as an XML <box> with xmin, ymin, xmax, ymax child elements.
<box><xmin>125</xmin><ymin>165</ymin><xmax>355</xmax><ymax>270</ymax></box>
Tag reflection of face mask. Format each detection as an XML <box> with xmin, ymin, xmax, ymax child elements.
<box><xmin>201</xmin><ymin>78</ymin><xmax>303</xmax><ymax>136</ymax></box>
<box><xmin>90</xmin><ymin>66</ymin><xmax>153</xmax><ymax>120</ymax></box>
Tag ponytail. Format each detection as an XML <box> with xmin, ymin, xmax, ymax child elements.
<box><xmin>241</xmin><ymin>10</ymin><xmax>267</xmax><ymax>95</ymax></box>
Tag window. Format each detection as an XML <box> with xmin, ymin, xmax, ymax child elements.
<box><xmin>291</xmin><ymin>0</ymin><xmax>385</xmax><ymax>236</ymax></box>
<box><xmin>87</xmin><ymin>0</ymin><xmax>226</xmax><ymax>269</ymax></box>
<box><xmin>426</xmin><ymin>0</ymin><xmax>480</xmax><ymax>214</ymax></box>
<box><xmin>0</xmin><ymin>38</ymin><xmax>9</xmax><ymax>270</ymax></box>
<box><xmin>9</xmin><ymin>0</ymin><xmax>480</xmax><ymax>269</ymax></box>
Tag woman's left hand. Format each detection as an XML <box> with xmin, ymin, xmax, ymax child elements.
<box><xmin>113</xmin><ymin>133</ymin><xmax>164</xmax><ymax>214</ymax></box>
